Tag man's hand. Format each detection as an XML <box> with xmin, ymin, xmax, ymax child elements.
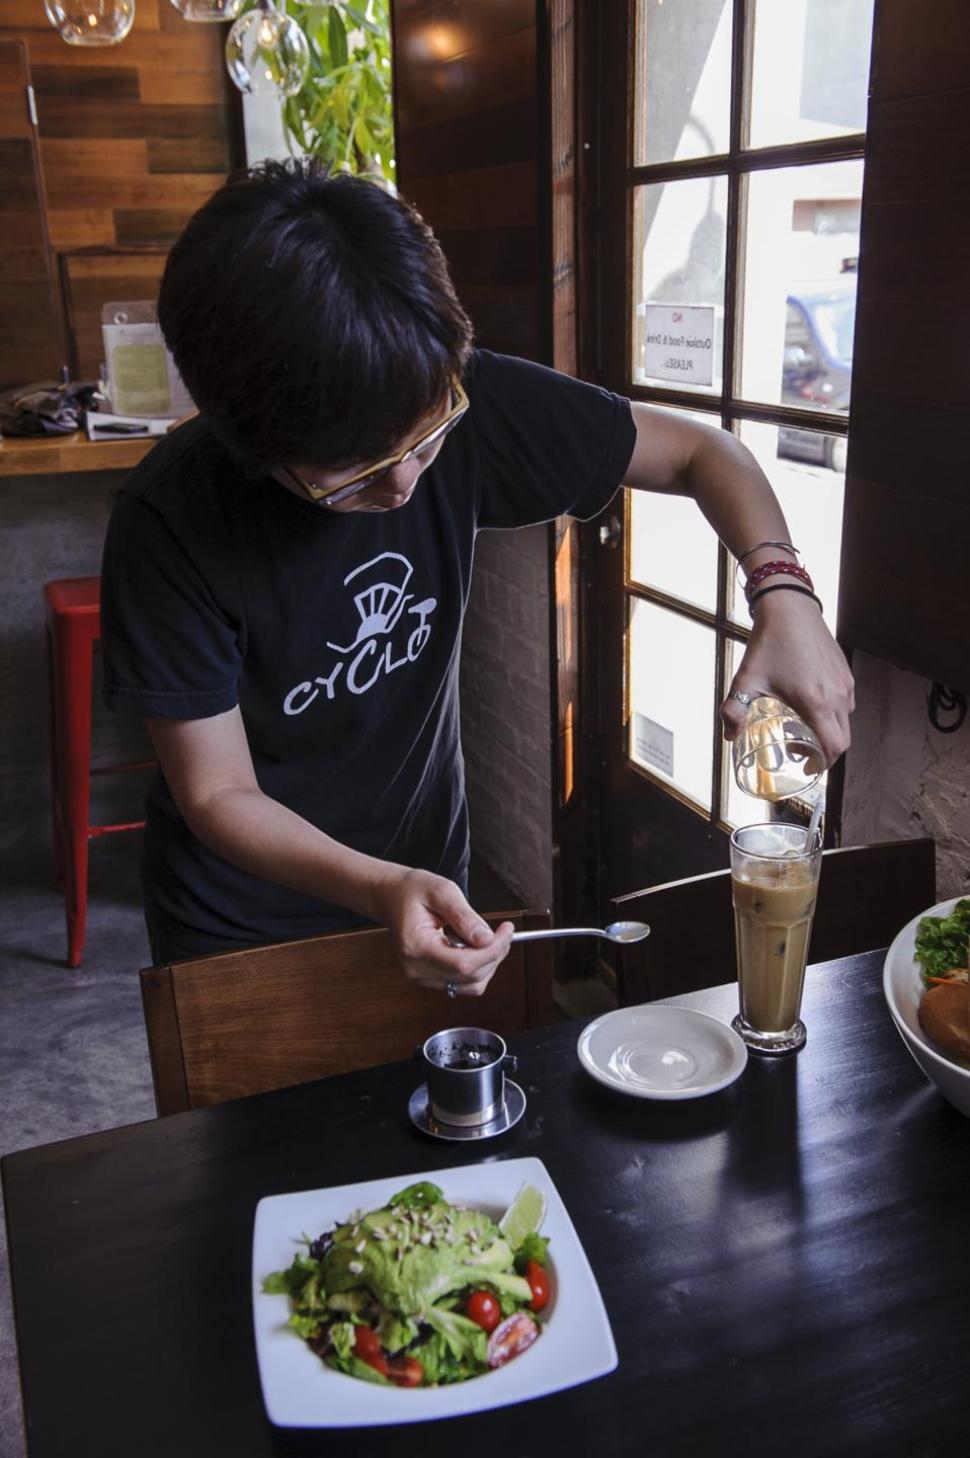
<box><xmin>620</xmin><ymin>405</ymin><xmax>855</xmax><ymax>769</ymax></box>
<box><xmin>721</xmin><ymin>591</ymin><xmax>855</xmax><ymax>766</ymax></box>
<box><xmin>375</xmin><ymin>868</ymin><xmax>515</xmax><ymax>996</ymax></box>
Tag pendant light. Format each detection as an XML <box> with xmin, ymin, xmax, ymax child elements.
<box><xmin>43</xmin><ymin>0</ymin><xmax>135</xmax><ymax>46</ymax></box>
<box><xmin>168</xmin><ymin>0</ymin><xmax>243</xmax><ymax>21</ymax></box>
<box><xmin>225</xmin><ymin>0</ymin><xmax>310</xmax><ymax>98</ymax></box>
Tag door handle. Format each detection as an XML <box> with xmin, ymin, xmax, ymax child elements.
<box><xmin>598</xmin><ymin>514</ymin><xmax>621</xmax><ymax>549</ymax></box>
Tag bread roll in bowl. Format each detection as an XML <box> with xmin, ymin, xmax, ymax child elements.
<box><xmin>918</xmin><ymin>982</ymin><xmax>970</xmax><ymax>1066</ymax></box>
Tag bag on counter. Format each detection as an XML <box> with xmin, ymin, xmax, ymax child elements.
<box><xmin>0</xmin><ymin>381</ymin><xmax>100</xmax><ymax>438</ymax></box>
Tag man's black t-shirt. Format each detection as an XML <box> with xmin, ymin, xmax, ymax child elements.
<box><xmin>101</xmin><ymin>349</ymin><xmax>636</xmax><ymax>957</ymax></box>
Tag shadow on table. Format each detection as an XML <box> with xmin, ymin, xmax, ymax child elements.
<box><xmin>566</xmin><ymin>1066</ymin><xmax>744</xmax><ymax>1142</ymax></box>
<box><xmin>567</xmin><ymin>1054</ymin><xmax>804</xmax><ymax>1179</ymax></box>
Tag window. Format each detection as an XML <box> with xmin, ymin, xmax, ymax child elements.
<box><xmin>618</xmin><ymin>0</ymin><xmax>873</xmax><ymax>830</ymax></box>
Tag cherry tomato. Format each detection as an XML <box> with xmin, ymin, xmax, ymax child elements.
<box><xmin>525</xmin><ymin>1259</ymin><xmax>550</xmax><ymax>1312</ymax></box>
<box><xmin>486</xmin><ymin>1312</ymin><xmax>539</xmax><ymax>1368</ymax></box>
<box><xmin>352</xmin><ymin>1325</ymin><xmax>389</xmax><ymax>1376</ymax></box>
<box><xmin>386</xmin><ymin>1354</ymin><xmax>424</xmax><ymax>1387</ymax></box>
<box><xmin>466</xmin><ymin>1289</ymin><xmax>502</xmax><ymax>1333</ymax></box>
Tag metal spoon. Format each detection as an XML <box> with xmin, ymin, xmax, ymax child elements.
<box><xmin>444</xmin><ymin>920</ymin><xmax>650</xmax><ymax>949</ymax></box>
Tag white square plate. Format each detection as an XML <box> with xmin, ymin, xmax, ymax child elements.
<box><xmin>252</xmin><ymin>1155</ymin><xmax>616</xmax><ymax>1427</ymax></box>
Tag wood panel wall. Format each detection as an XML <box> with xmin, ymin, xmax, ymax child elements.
<box><xmin>0</xmin><ymin>39</ymin><xmax>65</xmax><ymax>387</ymax></box>
<box><xmin>391</xmin><ymin>0</ymin><xmax>547</xmax><ymax>361</ymax></box>
<box><xmin>61</xmin><ymin>249</ymin><xmax>169</xmax><ymax>380</ymax></box>
<box><xmin>0</xmin><ymin>0</ymin><xmax>243</xmax><ymax>382</ymax></box>
<box><xmin>838</xmin><ymin>0</ymin><xmax>970</xmax><ymax>690</ymax></box>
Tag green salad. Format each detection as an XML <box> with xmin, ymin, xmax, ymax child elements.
<box><xmin>262</xmin><ymin>1180</ymin><xmax>551</xmax><ymax>1387</ymax></box>
<box><xmin>915</xmin><ymin>899</ymin><xmax>970</xmax><ymax>985</ymax></box>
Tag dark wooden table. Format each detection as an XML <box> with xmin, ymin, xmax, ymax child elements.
<box><xmin>4</xmin><ymin>952</ymin><xmax>969</xmax><ymax>1458</ymax></box>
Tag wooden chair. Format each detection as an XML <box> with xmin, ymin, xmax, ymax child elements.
<box><xmin>140</xmin><ymin>910</ymin><xmax>553</xmax><ymax>1115</ymax></box>
<box><xmin>611</xmin><ymin>838</ymin><xmax>936</xmax><ymax>1005</ymax></box>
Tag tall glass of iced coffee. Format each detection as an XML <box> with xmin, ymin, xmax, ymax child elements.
<box><xmin>730</xmin><ymin>823</ymin><xmax>822</xmax><ymax>1054</ymax></box>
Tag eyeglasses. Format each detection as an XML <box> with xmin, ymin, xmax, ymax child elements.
<box><xmin>284</xmin><ymin>380</ymin><xmax>469</xmax><ymax>506</ymax></box>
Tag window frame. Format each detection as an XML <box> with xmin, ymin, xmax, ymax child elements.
<box><xmin>607</xmin><ymin>0</ymin><xmax>869</xmax><ymax>830</ymax></box>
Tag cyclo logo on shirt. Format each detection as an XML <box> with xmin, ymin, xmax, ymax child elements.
<box><xmin>283</xmin><ymin>552</ymin><xmax>437</xmax><ymax>716</ymax></box>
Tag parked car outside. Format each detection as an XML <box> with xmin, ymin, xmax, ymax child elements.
<box><xmin>777</xmin><ymin>274</ymin><xmax>856</xmax><ymax>473</ymax></box>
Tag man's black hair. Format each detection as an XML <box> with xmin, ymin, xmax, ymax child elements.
<box><xmin>158</xmin><ymin>159</ymin><xmax>473</xmax><ymax>474</ymax></box>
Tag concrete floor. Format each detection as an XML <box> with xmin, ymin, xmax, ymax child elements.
<box><xmin>0</xmin><ymin>844</ymin><xmax>155</xmax><ymax>1458</ymax></box>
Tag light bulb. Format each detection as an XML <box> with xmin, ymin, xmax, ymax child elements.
<box><xmin>169</xmin><ymin>0</ymin><xmax>244</xmax><ymax>20</ymax></box>
<box><xmin>44</xmin><ymin>0</ymin><xmax>135</xmax><ymax>46</ymax></box>
<box><xmin>225</xmin><ymin>3</ymin><xmax>309</xmax><ymax>97</ymax></box>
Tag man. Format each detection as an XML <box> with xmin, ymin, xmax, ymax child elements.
<box><xmin>101</xmin><ymin>160</ymin><xmax>853</xmax><ymax>993</ymax></box>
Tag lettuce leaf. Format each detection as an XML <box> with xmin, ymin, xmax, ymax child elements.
<box><xmin>413</xmin><ymin>1330</ymin><xmax>479</xmax><ymax>1385</ymax></box>
<box><xmin>388</xmin><ymin>1181</ymin><xmax>443</xmax><ymax>1210</ymax></box>
<box><xmin>421</xmin><ymin>1306</ymin><xmax>488</xmax><ymax>1365</ymax></box>
<box><xmin>327</xmin><ymin>1353</ymin><xmax>391</xmax><ymax>1385</ymax></box>
<box><xmin>328</xmin><ymin>1320</ymin><xmax>357</xmax><ymax>1361</ymax></box>
<box><xmin>915</xmin><ymin>899</ymin><xmax>970</xmax><ymax>982</ymax></box>
<box><xmin>513</xmin><ymin>1232</ymin><xmax>550</xmax><ymax>1271</ymax></box>
<box><xmin>262</xmin><ymin>1253</ymin><xmax>320</xmax><ymax>1300</ymax></box>
<box><xmin>377</xmin><ymin>1310</ymin><xmax>419</xmax><ymax>1354</ymax></box>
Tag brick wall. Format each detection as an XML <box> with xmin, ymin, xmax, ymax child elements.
<box><xmin>460</xmin><ymin>526</ymin><xmax>554</xmax><ymax>914</ymax></box>
<box><xmin>841</xmin><ymin>650</ymin><xmax>970</xmax><ymax>899</ymax></box>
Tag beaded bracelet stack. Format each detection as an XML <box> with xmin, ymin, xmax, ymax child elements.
<box><xmin>740</xmin><ymin>542</ymin><xmax>823</xmax><ymax>613</ymax></box>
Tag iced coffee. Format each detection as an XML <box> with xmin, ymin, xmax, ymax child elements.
<box><xmin>730</xmin><ymin>823</ymin><xmax>822</xmax><ymax>1054</ymax></box>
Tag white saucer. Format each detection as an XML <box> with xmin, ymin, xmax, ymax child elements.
<box><xmin>408</xmin><ymin>1080</ymin><xmax>527</xmax><ymax>1141</ymax></box>
<box><xmin>577</xmin><ymin>1005</ymin><xmax>747</xmax><ymax>1100</ymax></box>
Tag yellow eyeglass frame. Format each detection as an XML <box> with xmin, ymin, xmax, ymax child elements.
<box><xmin>286</xmin><ymin>380</ymin><xmax>469</xmax><ymax>506</ymax></box>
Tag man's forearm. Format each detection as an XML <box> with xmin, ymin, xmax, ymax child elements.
<box><xmin>184</xmin><ymin>784</ymin><xmax>402</xmax><ymax>923</ymax></box>
<box><xmin>682</xmin><ymin>430</ymin><xmax>796</xmax><ymax>577</ymax></box>
<box><xmin>624</xmin><ymin>403</ymin><xmax>799</xmax><ymax>580</ymax></box>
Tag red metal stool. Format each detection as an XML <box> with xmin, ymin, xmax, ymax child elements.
<box><xmin>44</xmin><ymin>577</ymin><xmax>152</xmax><ymax>968</ymax></box>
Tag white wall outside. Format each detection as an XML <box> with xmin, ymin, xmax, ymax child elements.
<box><xmin>841</xmin><ymin>651</ymin><xmax>970</xmax><ymax>899</ymax></box>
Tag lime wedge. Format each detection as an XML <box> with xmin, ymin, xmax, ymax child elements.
<box><xmin>498</xmin><ymin>1183</ymin><xmax>547</xmax><ymax>1249</ymax></box>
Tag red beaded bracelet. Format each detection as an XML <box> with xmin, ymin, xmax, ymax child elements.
<box><xmin>745</xmin><ymin>559</ymin><xmax>815</xmax><ymax>600</ymax></box>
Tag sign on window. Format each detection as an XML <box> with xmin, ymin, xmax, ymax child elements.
<box><xmin>642</xmin><ymin>304</ymin><xmax>715</xmax><ymax>387</ymax></box>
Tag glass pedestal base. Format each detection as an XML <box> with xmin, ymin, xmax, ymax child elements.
<box><xmin>731</xmin><ymin>1013</ymin><xmax>806</xmax><ymax>1055</ymax></box>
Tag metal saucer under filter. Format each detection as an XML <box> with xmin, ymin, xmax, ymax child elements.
<box><xmin>408</xmin><ymin>1080</ymin><xmax>527</xmax><ymax>1141</ymax></box>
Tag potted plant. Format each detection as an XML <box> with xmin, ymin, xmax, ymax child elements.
<box><xmin>272</xmin><ymin>1</ymin><xmax>394</xmax><ymax>181</ymax></box>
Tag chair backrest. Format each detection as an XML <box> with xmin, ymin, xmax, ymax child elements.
<box><xmin>611</xmin><ymin>838</ymin><xmax>936</xmax><ymax>1004</ymax></box>
<box><xmin>140</xmin><ymin>910</ymin><xmax>554</xmax><ymax>1115</ymax></box>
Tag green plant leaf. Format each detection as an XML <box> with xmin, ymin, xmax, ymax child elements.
<box><xmin>328</xmin><ymin>5</ymin><xmax>349</xmax><ymax>69</ymax></box>
<box><xmin>277</xmin><ymin>0</ymin><xmax>394</xmax><ymax>183</ymax></box>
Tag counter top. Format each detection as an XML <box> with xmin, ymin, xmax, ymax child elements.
<box><xmin>0</xmin><ymin>432</ymin><xmax>156</xmax><ymax>477</ymax></box>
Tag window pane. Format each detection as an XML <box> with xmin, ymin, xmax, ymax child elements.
<box><xmin>634</xmin><ymin>0</ymin><xmax>732</xmax><ymax>165</ymax></box>
<box><xmin>722</xmin><ymin>641</ymin><xmax>830</xmax><ymax>828</ymax></box>
<box><xmin>748</xmin><ymin>0</ymin><xmax>875</xmax><ymax>150</ymax></box>
<box><xmin>628</xmin><ymin>600</ymin><xmax>716</xmax><ymax>810</ymax></box>
<box><xmin>633</xmin><ymin>176</ymin><xmax>728</xmax><ymax>395</ymax></box>
<box><xmin>629</xmin><ymin>410</ymin><xmax>722</xmax><ymax>611</ymax></box>
<box><xmin>739</xmin><ymin>160</ymin><xmax>861</xmax><ymax>411</ymax></box>
<box><xmin>729</xmin><ymin>420</ymin><xmax>845</xmax><ymax>634</ymax></box>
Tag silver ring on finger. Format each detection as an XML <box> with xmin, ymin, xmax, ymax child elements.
<box><xmin>728</xmin><ymin>689</ymin><xmax>754</xmax><ymax>706</ymax></box>
<box><xmin>446</xmin><ymin>980</ymin><xmax>459</xmax><ymax>998</ymax></box>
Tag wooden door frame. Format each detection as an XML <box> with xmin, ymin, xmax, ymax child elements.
<box><xmin>553</xmin><ymin>0</ymin><xmax>866</xmax><ymax>926</ymax></box>
<box><xmin>544</xmin><ymin>0</ymin><xmax>617</xmax><ymax>962</ymax></box>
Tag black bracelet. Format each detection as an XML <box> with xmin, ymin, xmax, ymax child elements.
<box><xmin>748</xmin><ymin>581</ymin><xmax>824</xmax><ymax>613</ymax></box>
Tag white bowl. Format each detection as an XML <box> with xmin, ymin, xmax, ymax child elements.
<box><xmin>883</xmin><ymin>896</ymin><xmax>970</xmax><ymax>1118</ymax></box>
